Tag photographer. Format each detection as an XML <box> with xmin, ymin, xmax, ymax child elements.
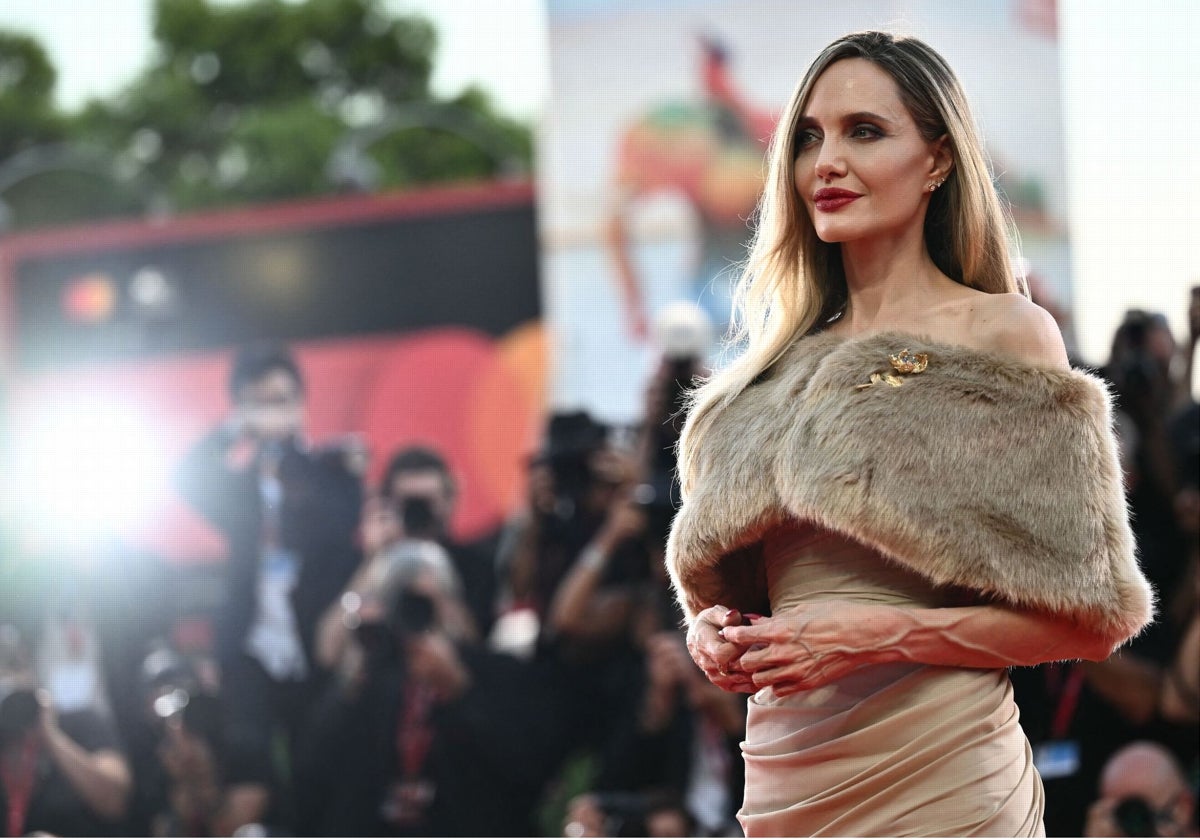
<box><xmin>0</xmin><ymin>623</ymin><xmax>132</xmax><ymax>836</ymax></box>
<box><xmin>1103</xmin><ymin>310</ymin><xmax>1188</xmax><ymax>607</ymax></box>
<box><xmin>550</xmin><ymin>349</ymin><xmax>745</xmax><ymax>837</ymax></box>
<box><xmin>547</xmin><ymin>341</ymin><xmax>705</xmax><ymax>647</ymax></box>
<box><xmin>381</xmin><ymin>446</ymin><xmax>501</xmax><ymax>640</ymax></box>
<box><xmin>125</xmin><ymin>644</ymin><xmax>229</xmax><ymax>836</ymax></box>
<box><xmin>174</xmin><ymin>342</ymin><xmax>362</xmax><ymax>831</ymax></box>
<box><xmin>1085</xmin><ymin>742</ymin><xmax>1197</xmax><ymax>837</ymax></box>
<box><xmin>500</xmin><ymin>411</ymin><xmax>636</xmax><ymax>633</ymax></box>
<box><xmin>1010</xmin><ymin>302</ymin><xmax>1199</xmax><ymax>836</ymax></box>
<box><xmin>316</xmin><ymin>534</ymin><xmax>476</xmax><ymax>689</ymax></box>
<box><xmin>298</xmin><ymin>548</ymin><xmax>568</xmax><ymax>836</ymax></box>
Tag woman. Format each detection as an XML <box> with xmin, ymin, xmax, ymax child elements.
<box><xmin>665</xmin><ymin>31</ymin><xmax>1155</xmax><ymax>837</ymax></box>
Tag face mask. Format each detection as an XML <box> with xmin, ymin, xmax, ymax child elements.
<box><xmin>46</xmin><ymin>662</ymin><xmax>98</xmax><ymax>713</ymax></box>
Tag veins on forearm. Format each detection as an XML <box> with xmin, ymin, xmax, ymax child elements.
<box><xmin>878</xmin><ymin>604</ymin><xmax>1104</xmax><ymax>669</ymax></box>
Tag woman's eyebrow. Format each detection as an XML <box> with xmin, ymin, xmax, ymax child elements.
<box><xmin>797</xmin><ymin>110</ymin><xmax>895</xmax><ymax>128</ymax></box>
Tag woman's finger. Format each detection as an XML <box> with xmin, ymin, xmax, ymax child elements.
<box><xmin>695</xmin><ymin>643</ymin><xmax>745</xmax><ymax>679</ymax></box>
<box><xmin>711</xmin><ymin>671</ymin><xmax>758</xmax><ymax>693</ymax></box>
<box><xmin>737</xmin><ymin>643</ymin><xmax>793</xmax><ymax>671</ymax></box>
<box><xmin>720</xmin><ymin>624</ymin><xmax>776</xmax><ymax>646</ymax></box>
<box><xmin>749</xmin><ymin>663</ymin><xmax>807</xmax><ymax>690</ymax></box>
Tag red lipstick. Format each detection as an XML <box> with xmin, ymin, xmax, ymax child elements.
<box><xmin>813</xmin><ymin>188</ymin><xmax>862</xmax><ymax>212</ymax></box>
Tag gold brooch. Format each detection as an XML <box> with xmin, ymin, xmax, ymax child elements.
<box><xmin>889</xmin><ymin>348</ymin><xmax>928</xmax><ymax>374</ymax></box>
<box><xmin>855</xmin><ymin>348</ymin><xmax>929</xmax><ymax>389</ymax></box>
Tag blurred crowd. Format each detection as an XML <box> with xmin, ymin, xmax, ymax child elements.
<box><xmin>1</xmin><ymin>283</ymin><xmax>1197</xmax><ymax>838</ymax></box>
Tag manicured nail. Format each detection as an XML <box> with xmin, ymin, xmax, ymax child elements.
<box><xmin>716</xmin><ymin>628</ymin><xmax>727</xmax><ymax>641</ymax></box>
<box><xmin>724</xmin><ymin>609</ymin><xmax>737</xmax><ymax>620</ymax></box>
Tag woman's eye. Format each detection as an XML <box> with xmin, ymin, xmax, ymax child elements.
<box><xmin>851</xmin><ymin>124</ymin><xmax>883</xmax><ymax>140</ymax></box>
<box><xmin>795</xmin><ymin>130</ymin><xmax>820</xmax><ymax>150</ymax></box>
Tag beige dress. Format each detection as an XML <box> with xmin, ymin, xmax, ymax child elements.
<box><xmin>738</xmin><ymin>522</ymin><xmax>1045</xmax><ymax>837</ymax></box>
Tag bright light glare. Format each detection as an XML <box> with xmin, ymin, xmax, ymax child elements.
<box><xmin>4</xmin><ymin>392</ymin><xmax>171</xmax><ymax>558</ymax></box>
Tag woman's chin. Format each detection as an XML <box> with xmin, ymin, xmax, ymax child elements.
<box><xmin>813</xmin><ymin>225</ymin><xmax>855</xmax><ymax>244</ymax></box>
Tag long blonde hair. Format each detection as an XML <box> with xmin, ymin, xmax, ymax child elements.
<box><xmin>677</xmin><ymin>31</ymin><xmax>1022</xmax><ymax>497</ymax></box>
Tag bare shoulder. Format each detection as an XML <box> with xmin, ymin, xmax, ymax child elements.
<box><xmin>973</xmin><ymin>293</ymin><xmax>1071</xmax><ymax>372</ymax></box>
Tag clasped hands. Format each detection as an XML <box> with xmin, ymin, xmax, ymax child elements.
<box><xmin>686</xmin><ymin>601</ymin><xmax>899</xmax><ymax>697</ymax></box>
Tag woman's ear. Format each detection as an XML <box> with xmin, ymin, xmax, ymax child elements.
<box><xmin>931</xmin><ymin>134</ymin><xmax>954</xmax><ymax>183</ymax></box>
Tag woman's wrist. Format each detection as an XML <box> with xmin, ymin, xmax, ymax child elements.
<box><xmin>861</xmin><ymin>605</ymin><xmax>913</xmax><ymax>666</ymax></box>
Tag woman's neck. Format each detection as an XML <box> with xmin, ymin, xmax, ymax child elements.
<box><xmin>835</xmin><ymin>227</ymin><xmax>954</xmax><ymax>334</ymax></box>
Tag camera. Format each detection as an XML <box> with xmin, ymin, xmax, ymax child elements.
<box><xmin>632</xmin><ymin>474</ymin><xmax>678</xmax><ymax>548</ymax></box>
<box><xmin>398</xmin><ymin>495</ymin><xmax>439</xmax><ymax>541</ymax></box>
<box><xmin>0</xmin><ymin>684</ymin><xmax>40</xmax><ymax>748</ymax></box>
<box><xmin>141</xmin><ymin>646</ymin><xmax>223</xmax><ymax>745</ymax></box>
<box><xmin>150</xmin><ymin>686</ymin><xmax>223</xmax><ymax>744</ymax></box>
<box><xmin>1113</xmin><ymin>796</ymin><xmax>1160</xmax><ymax>837</ymax></box>
<box><xmin>531</xmin><ymin>412</ymin><xmax>610</xmax><ymax>530</ymax></box>
<box><xmin>355</xmin><ymin>582</ymin><xmax>438</xmax><ymax>668</ymax></box>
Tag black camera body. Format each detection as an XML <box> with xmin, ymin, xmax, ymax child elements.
<box><xmin>533</xmin><ymin>411</ymin><xmax>611</xmax><ymax>528</ymax></box>
<box><xmin>151</xmin><ymin>686</ymin><xmax>223</xmax><ymax>747</ymax></box>
<box><xmin>354</xmin><ymin>583</ymin><xmax>437</xmax><ymax>670</ymax></box>
<box><xmin>1113</xmin><ymin>796</ymin><xmax>1160</xmax><ymax>837</ymax></box>
<box><xmin>397</xmin><ymin>495</ymin><xmax>439</xmax><ymax>541</ymax></box>
<box><xmin>0</xmin><ymin>685</ymin><xmax>40</xmax><ymax>748</ymax></box>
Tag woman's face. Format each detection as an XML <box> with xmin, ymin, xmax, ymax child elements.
<box><xmin>792</xmin><ymin>58</ymin><xmax>949</xmax><ymax>244</ymax></box>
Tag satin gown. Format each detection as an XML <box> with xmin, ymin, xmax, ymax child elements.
<box><xmin>738</xmin><ymin>521</ymin><xmax>1045</xmax><ymax>837</ymax></box>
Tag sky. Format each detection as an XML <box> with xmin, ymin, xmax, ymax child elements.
<box><xmin>1</xmin><ymin>0</ymin><xmax>1197</xmax><ymax>373</ymax></box>
<box><xmin>0</xmin><ymin>0</ymin><xmax>550</xmax><ymax>117</ymax></box>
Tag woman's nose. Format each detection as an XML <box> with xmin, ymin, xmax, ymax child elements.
<box><xmin>814</xmin><ymin>140</ymin><xmax>845</xmax><ymax>181</ymax></box>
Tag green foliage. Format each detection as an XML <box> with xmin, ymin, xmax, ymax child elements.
<box><xmin>0</xmin><ymin>0</ymin><xmax>532</xmax><ymax>230</ymax></box>
<box><xmin>150</xmin><ymin>0</ymin><xmax>434</xmax><ymax>106</ymax></box>
<box><xmin>369</xmin><ymin>86</ymin><xmax>534</xmax><ymax>188</ymax></box>
<box><xmin>180</xmin><ymin>100</ymin><xmax>345</xmax><ymax>207</ymax></box>
<box><xmin>0</xmin><ymin>31</ymin><xmax>65</xmax><ymax>162</ymax></box>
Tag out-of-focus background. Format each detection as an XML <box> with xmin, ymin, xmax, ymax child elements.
<box><xmin>0</xmin><ymin>1</ymin><xmax>1196</xmax><ymax>837</ymax></box>
<box><xmin>5</xmin><ymin>0</ymin><xmax>1197</xmax><ymax>383</ymax></box>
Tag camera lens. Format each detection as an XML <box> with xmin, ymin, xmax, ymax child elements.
<box><xmin>153</xmin><ymin>688</ymin><xmax>191</xmax><ymax>720</ymax></box>
<box><xmin>1113</xmin><ymin>797</ymin><xmax>1158</xmax><ymax>837</ymax></box>
<box><xmin>399</xmin><ymin>496</ymin><xmax>437</xmax><ymax>539</ymax></box>
<box><xmin>393</xmin><ymin>590</ymin><xmax>436</xmax><ymax>636</ymax></box>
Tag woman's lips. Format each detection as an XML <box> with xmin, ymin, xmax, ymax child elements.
<box><xmin>815</xmin><ymin>195</ymin><xmax>861</xmax><ymax>212</ymax></box>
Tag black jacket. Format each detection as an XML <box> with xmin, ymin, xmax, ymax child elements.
<box><xmin>296</xmin><ymin>645</ymin><xmax>571</xmax><ymax>836</ymax></box>
<box><xmin>175</xmin><ymin>429</ymin><xmax>362</xmax><ymax>670</ymax></box>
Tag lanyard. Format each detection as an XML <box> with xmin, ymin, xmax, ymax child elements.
<box><xmin>396</xmin><ymin>683</ymin><xmax>435</xmax><ymax>780</ymax></box>
<box><xmin>1045</xmin><ymin>662</ymin><xmax>1085</xmax><ymax>740</ymax></box>
<box><xmin>1</xmin><ymin>736</ymin><xmax>40</xmax><ymax>838</ymax></box>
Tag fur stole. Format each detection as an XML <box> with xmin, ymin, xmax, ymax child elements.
<box><xmin>665</xmin><ymin>328</ymin><xmax>1155</xmax><ymax>644</ymax></box>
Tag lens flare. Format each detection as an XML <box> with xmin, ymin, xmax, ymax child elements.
<box><xmin>4</xmin><ymin>392</ymin><xmax>171</xmax><ymax>558</ymax></box>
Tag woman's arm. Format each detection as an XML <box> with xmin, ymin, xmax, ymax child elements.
<box><xmin>723</xmin><ymin>600</ymin><xmax>1117</xmax><ymax>696</ymax></box>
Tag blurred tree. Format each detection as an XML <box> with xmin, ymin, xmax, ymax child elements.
<box><xmin>0</xmin><ymin>32</ymin><xmax>152</xmax><ymax>229</ymax></box>
<box><xmin>0</xmin><ymin>31</ymin><xmax>63</xmax><ymax>160</ymax></box>
<box><xmin>1</xmin><ymin>0</ymin><xmax>533</xmax><ymax>230</ymax></box>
